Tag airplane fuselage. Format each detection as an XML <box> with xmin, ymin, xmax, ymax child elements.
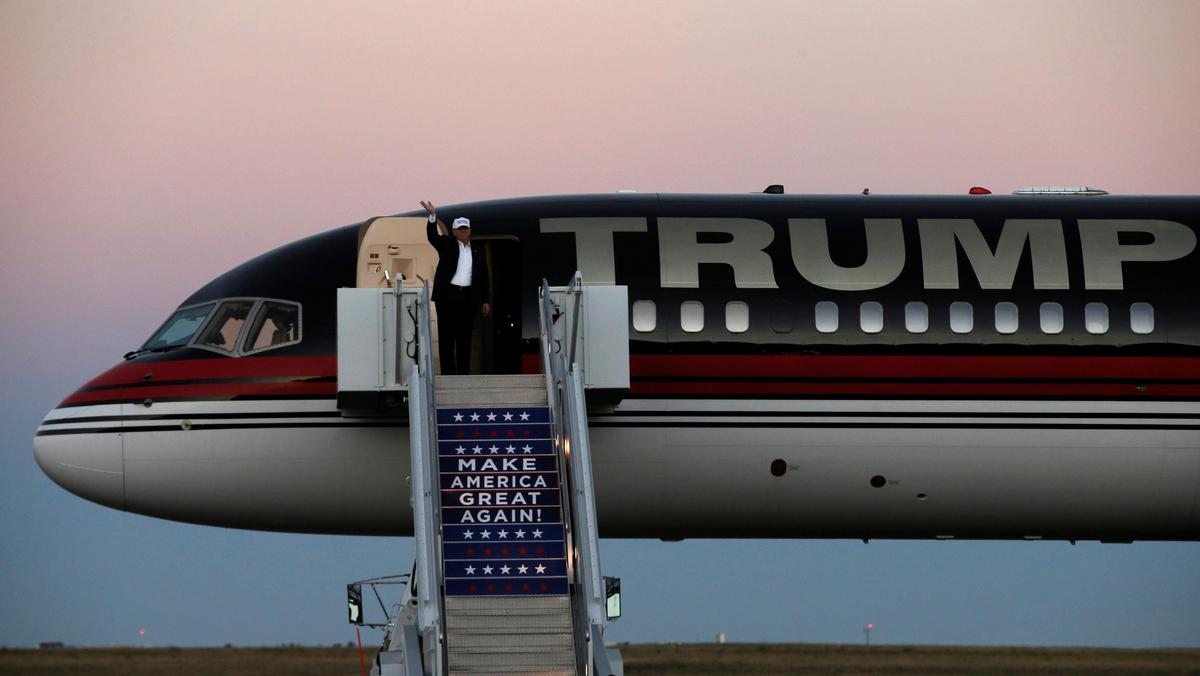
<box><xmin>35</xmin><ymin>193</ymin><xmax>1200</xmax><ymax>540</ymax></box>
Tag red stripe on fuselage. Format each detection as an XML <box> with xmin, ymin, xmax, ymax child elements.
<box><xmin>60</xmin><ymin>355</ymin><xmax>337</xmax><ymax>406</ymax></box>
<box><xmin>534</xmin><ymin>354</ymin><xmax>1200</xmax><ymax>398</ymax></box>
<box><xmin>628</xmin><ymin>354</ymin><xmax>1200</xmax><ymax>381</ymax></box>
<box><xmin>63</xmin><ymin>353</ymin><xmax>1200</xmax><ymax>407</ymax></box>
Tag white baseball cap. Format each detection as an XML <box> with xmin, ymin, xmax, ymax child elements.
<box><xmin>452</xmin><ymin>217</ymin><xmax>471</xmax><ymax>229</ymax></box>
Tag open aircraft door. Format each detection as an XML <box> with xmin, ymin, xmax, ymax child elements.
<box><xmin>337</xmin><ymin>216</ymin><xmax>440</xmax><ymax>413</ymax></box>
<box><xmin>356</xmin><ymin>216</ymin><xmax>439</xmax><ymax>291</ymax></box>
<box><xmin>356</xmin><ymin>216</ymin><xmax>442</xmax><ymax>376</ymax></box>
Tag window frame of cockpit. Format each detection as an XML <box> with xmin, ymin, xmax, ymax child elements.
<box><xmin>159</xmin><ymin>297</ymin><xmax>303</xmax><ymax>358</ymax></box>
<box><xmin>141</xmin><ymin>301</ymin><xmax>219</xmax><ymax>351</ymax></box>
<box><xmin>239</xmin><ymin>299</ymin><xmax>304</xmax><ymax>356</ymax></box>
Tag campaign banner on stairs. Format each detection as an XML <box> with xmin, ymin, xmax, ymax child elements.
<box><xmin>436</xmin><ymin>406</ymin><xmax>570</xmax><ymax>596</ymax></box>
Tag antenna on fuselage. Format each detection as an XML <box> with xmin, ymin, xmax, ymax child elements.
<box><xmin>763</xmin><ymin>184</ymin><xmax>784</xmax><ymax>194</ymax></box>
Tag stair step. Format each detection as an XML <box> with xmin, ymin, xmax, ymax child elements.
<box><xmin>448</xmin><ymin>650</ymin><xmax>576</xmax><ymax>669</ymax></box>
<box><xmin>451</xmin><ymin>669</ymin><xmax>574</xmax><ymax>675</ymax></box>
<box><xmin>436</xmin><ymin>389</ymin><xmax>548</xmax><ymax>407</ymax></box>
<box><xmin>446</xmin><ymin>633</ymin><xmax>575</xmax><ymax>650</ymax></box>
<box><xmin>445</xmin><ymin>599</ymin><xmax>574</xmax><ymax>631</ymax></box>
<box><xmin>437</xmin><ymin>374</ymin><xmax>546</xmax><ymax>390</ymax></box>
<box><xmin>446</xmin><ymin>595</ymin><xmax>572</xmax><ymax>613</ymax></box>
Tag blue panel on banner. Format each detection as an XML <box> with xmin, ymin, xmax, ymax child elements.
<box><xmin>440</xmin><ymin>471</ymin><xmax>559</xmax><ymax>491</ymax></box>
<box><xmin>441</xmin><ymin>489</ymin><xmax>561</xmax><ymax>508</ymax></box>
<box><xmin>441</xmin><ymin>506</ymin><xmax>562</xmax><ymax>525</ymax></box>
<box><xmin>443</xmin><ymin>559</ymin><xmax>568</xmax><ymax>578</ymax></box>
<box><xmin>438</xmin><ymin>439</ymin><xmax>556</xmax><ymax>456</ymax></box>
<box><xmin>443</xmin><ymin>540</ymin><xmax>566</xmax><ymax>560</ymax></box>
<box><xmin>443</xmin><ymin>523</ymin><xmax>565</xmax><ymax>543</ymax></box>
<box><xmin>444</xmin><ymin>577</ymin><xmax>569</xmax><ymax>596</ymax></box>
<box><xmin>439</xmin><ymin>455</ymin><xmax>560</xmax><ymax>474</ymax></box>
<box><xmin>436</xmin><ymin>407</ymin><xmax>551</xmax><ymax>424</ymax></box>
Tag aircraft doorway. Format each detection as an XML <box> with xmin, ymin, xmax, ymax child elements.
<box><xmin>473</xmin><ymin>237</ymin><xmax>521</xmax><ymax>374</ymax></box>
<box><xmin>355</xmin><ymin>217</ymin><xmax>520</xmax><ymax>375</ymax></box>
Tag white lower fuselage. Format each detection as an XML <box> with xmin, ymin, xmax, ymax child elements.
<box><xmin>35</xmin><ymin>396</ymin><xmax>1200</xmax><ymax>540</ymax></box>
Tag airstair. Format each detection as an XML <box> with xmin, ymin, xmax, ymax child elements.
<box><xmin>337</xmin><ymin>273</ymin><xmax>626</xmax><ymax>676</ymax></box>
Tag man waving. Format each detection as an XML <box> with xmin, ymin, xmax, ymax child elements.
<box><xmin>420</xmin><ymin>200</ymin><xmax>491</xmax><ymax>375</ymax></box>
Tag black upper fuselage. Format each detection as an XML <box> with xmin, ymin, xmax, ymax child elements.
<box><xmin>158</xmin><ymin>192</ymin><xmax>1200</xmax><ymax>364</ymax></box>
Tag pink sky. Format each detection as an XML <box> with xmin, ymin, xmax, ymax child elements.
<box><xmin>3</xmin><ymin>0</ymin><xmax>1199</xmax><ymax>379</ymax></box>
<box><xmin>3</xmin><ymin>1</ymin><xmax>1200</xmax><ymax>648</ymax></box>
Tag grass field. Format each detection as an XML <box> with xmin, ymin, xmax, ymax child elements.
<box><xmin>2</xmin><ymin>643</ymin><xmax>1198</xmax><ymax>675</ymax></box>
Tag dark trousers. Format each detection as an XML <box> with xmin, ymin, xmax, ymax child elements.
<box><xmin>436</xmin><ymin>285</ymin><xmax>475</xmax><ymax>375</ymax></box>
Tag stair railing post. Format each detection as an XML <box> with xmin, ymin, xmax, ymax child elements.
<box><xmin>406</xmin><ymin>280</ymin><xmax>445</xmax><ymax>676</ymax></box>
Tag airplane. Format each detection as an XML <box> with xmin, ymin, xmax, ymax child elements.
<box><xmin>33</xmin><ymin>187</ymin><xmax>1200</xmax><ymax>542</ymax></box>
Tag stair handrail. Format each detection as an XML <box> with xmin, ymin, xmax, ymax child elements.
<box><xmin>405</xmin><ymin>279</ymin><xmax>445</xmax><ymax>675</ymax></box>
<box><xmin>539</xmin><ymin>273</ymin><xmax>610</xmax><ymax>675</ymax></box>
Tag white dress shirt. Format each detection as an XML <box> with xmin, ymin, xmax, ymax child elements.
<box><xmin>450</xmin><ymin>240</ymin><xmax>472</xmax><ymax>286</ymax></box>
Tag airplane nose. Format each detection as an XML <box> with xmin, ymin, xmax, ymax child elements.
<box><xmin>34</xmin><ymin>409</ymin><xmax>126</xmax><ymax>511</ymax></box>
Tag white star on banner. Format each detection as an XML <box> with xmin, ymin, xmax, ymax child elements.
<box><xmin>486</xmin><ymin>412</ymin><xmax>497</xmax><ymax>421</ymax></box>
<box><xmin>472</xmin><ymin>446</ymin><xmax>482</xmax><ymax>454</ymax></box>
<box><xmin>464</xmin><ymin>566</ymin><xmax>476</xmax><ymax>575</ymax></box>
<box><xmin>521</xmin><ymin>445</ymin><xmax>533</xmax><ymax>454</ymax></box>
<box><xmin>482</xmin><ymin>565</ymin><xmax>493</xmax><ymax>575</ymax></box>
<box><xmin>535</xmin><ymin>564</ymin><xmax>546</xmax><ymax>574</ymax></box>
<box><xmin>532</xmin><ymin>529</ymin><xmax>543</xmax><ymax>539</ymax></box>
<box><xmin>505</xmin><ymin>445</ymin><xmax>515</xmax><ymax>452</ymax></box>
<box><xmin>488</xmin><ymin>445</ymin><xmax>499</xmax><ymax>454</ymax></box>
<box><xmin>514</xmin><ymin>529</ymin><xmax>526</xmax><ymax>539</ymax></box>
<box><xmin>519</xmin><ymin>412</ymin><xmax>530</xmax><ymax>421</ymax></box>
<box><xmin>453</xmin><ymin>413</ymin><xmax>464</xmax><ymax>422</ymax></box>
<box><xmin>517</xmin><ymin>565</ymin><xmax>528</xmax><ymax>574</ymax></box>
<box><xmin>497</xmin><ymin>530</ymin><xmax>508</xmax><ymax>539</ymax></box>
<box><xmin>480</xmin><ymin>530</ymin><xmax>491</xmax><ymax>539</ymax></box>
<box><xmin>455</xmin><ymin>447</ymin><xmax>465</xmax><ymax>455</ymax></box>
<box><xmin>470</xmin><ymin>412</ymin><xmax>481</xmax><ymax>422</ymax></box>
<box><xmin>463</xmin><ymin>530</ymin><xmax>474</xmax><ymax>539</ymax></box>
<box><xmin>503</xmin><ymin>412</ymin><xmax>513</xmax><ymax>421</ymax></box>
<box><xmin>500</xmin><ymin>565</ymin><xmax>511</xmax><ymax>574</ymax></box>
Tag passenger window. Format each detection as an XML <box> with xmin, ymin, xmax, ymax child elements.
<box><xmin>1130</xmin><ymin>303</ymin><xmax>1154</xmax><ymax>335</ymax></box>
<box><xmin>725</xmin><ymin>301</ymin><xmax>749</xmax><ymax>333</ymax></box>
<box><xmin>859</xmin><ymin>302</ymin><xmax>883</xmax><ymax>334</ymax></box>
<box><xmin>195</xmin><ymin>300</ymin><xmax>255</xmax><ymax>353</ymax></box>
<box><xmin>905</xmin><ymin>302</ymin><xmax>928</xmax><ymax>334</ymax></box>
<box><xmin>994</xmin><ymin>302</ymin><xmax>1018</xmax><ymax>335</ymax></box>
<box><xmin>950</xmin><ymin>302</ymin><xmax>973</xmax><ymax>334</ymax></box>
<box><xmin>770</xmin><ymin>302</ymin><xmax>794</xmax><ymax>334</ymax></box>
<box><xmin>1040</xmin><ymin>302</ymin><xmax>1064</xmax><ymax>335</ymax></box>
<box><xmin>243</xmin><ymin>301</ymin><xmax>302</xmax><ymax>353</ymax></box>
<box><xmin>814</xmin><ymin>302</ymin><xmax>838</xmax><ymax>334</ymax></box>
<box><xmin>142</xmin><ymin>303</ymin><xmax>216</xmax><ymax>350</ymax></box>
<box><xmin>680</xmin><ymin>301</ymin><xmax>704</xmax><ymax>333</ymax></box>
<box><xmin>632</xmin><ymin>300</ymin><xmax>657</xmax><ymax>333</ymax></box>
<box><xmin>1085</xmin><ymin>303</ymin><xmax>1109</xmax><ymax>334</ymax></box>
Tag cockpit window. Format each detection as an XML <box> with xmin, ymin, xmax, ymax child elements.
<box><xmin>142</xmin><ymin>303</ymin><xmax>216</xmax><ymax>350</ymax></box>
<box><xmin>195</xmin><ymin>300</ymin><xmax>256</xmax><ymax>353</ymax></box>
<box><xmin>138</xmin><ymin>297</ymin><xmax>304</xmax><ymax>358</ymax></box>
<box><xmin>242</xmin><ymin>301</ymin><xmax>302</xmax><ymax>353</ymax></box>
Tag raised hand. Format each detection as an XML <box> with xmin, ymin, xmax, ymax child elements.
<box><xmin>419</xmin><ymin>200</ymin><xmax>436</xmax><ymax>218</ymax></box>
